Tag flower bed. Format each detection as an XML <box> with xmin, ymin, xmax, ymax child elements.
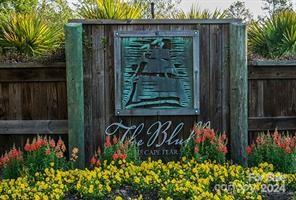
<box><xmin>0</xmin><ymin>126</ymin><xmax>295</xmax><ymax>199</ymax></box>
<box><xmin>0</xmin><ymin>160</ymin><xmax>295</xmax><ymax>200</ymax></box>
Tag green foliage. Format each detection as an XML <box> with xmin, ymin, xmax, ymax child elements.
<box><xmin>247</xmin><ymin>131</ymin><xmax>296</xmax><ymax>173</ymax></box>
<box><xmin>175</xmin><ymin>4</ymin><xmax>227</xmax><ymax>19</ymax></box>
<box><xmin>225</xmin><ymin>0</ymin><xmax>253</xmax><ymax>22</ymax></box>
<box><xmin>38</xmin><ymin>0</ymin><xmax>74</xmax><ymax>34</ymax></box>
<box><xmin>0</xmin><ymin>0</ymin><xmax>38</xmax><ymax>14</ymax></box>
<box><xmin>261</xmin><ymin>0</ymin><xmax>293</xmax><ymax>15</ymax></box>
<box><xmin>136</xmin><ymin>0</ymin><xmax>181</xmax><ymax>19</ymax></box>
<box><xmin>77</xmin><ymin>0</ymin><xmax>142</xmax><ymax>19</ymax></box>
<box><xmin>248</xmin><ymin>10</ymin><xmax>296</xmax><ymax>58</ymax></box>
<box><xmin>0</xmin><ymin>13</ymin><xmax>62</xmax><ymax>57</ymax></box>
<box><xmin>180</xmin><ymin>124</ymin><xmax>228</xmax><ymax>164</ymax></box>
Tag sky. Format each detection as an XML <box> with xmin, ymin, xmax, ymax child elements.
<box><xmin>69</xmin><ymin>0</ymin><xmax>296</xmax><ymax>17</ymax></box>
<box><xmin>181</xmin><ymin>0</ymin><xmax>263</xmax><ymax>15</ymax></box>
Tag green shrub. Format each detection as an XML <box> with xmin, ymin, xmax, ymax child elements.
<box><xmin>78</xmin><ymin>0</ymin><xmax>142</xmax><ymax>19</ymax></box>
<box><xmin>247</xmin><ymin>130</ymin><xmax>296</xmax><ymax>173</ymax></box>
<box><xmin>248</xmin><ymin>10</ymin><xmax>296</xmax><ymax>58</ymax></box>
<box><xmin>175</xmin><ymin>4</ymin><xmax>227</xmax><ymax>19</ymax></box>
<box><xmin>0</xmin><ymin>13</ymin><xmax>62</xmax><ymax>57</ymax></box>
<box><xmin>180</xmin><ymin>123</ymin><xmax>228</xmax><ymax>163</ymax></box>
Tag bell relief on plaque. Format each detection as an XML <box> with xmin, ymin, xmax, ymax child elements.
<box><xmin>114</xmin><ymin>31</ymin><xmax>199</xmax><ymax>116</ymax></box>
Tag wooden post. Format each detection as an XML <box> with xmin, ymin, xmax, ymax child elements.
<box><xmin>65</xmin><ymin>23</ymin><xmax>85</xmax><ymax>168</ymax></box>
<box><xmin>229</xmin><ymin>23</ymin><xmax>248</xmax><ymax>166</ymax></box>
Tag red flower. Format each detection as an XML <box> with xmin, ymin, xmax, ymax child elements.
<box><xmin>120</xmin><ymin>153</ymin><xmax>127</xmax><ymax>160</ymax></box>
<box><xmin>24</xmin><ymin>142</ymin><xmax>31</xmax><ymax>152</ymax></box>
<box><xmin>105</xmin><ymin>136</ymin><xmax>111</xmax><ymax>148</ymax></box>
<box><xmin>194</xmin><ymin>129</ymin><xmax>201</xmax><ymax>135</ymax></box>
<box><xmin>90</xmin><ymin>156</ymin><xmax>97</xmax><ymax>165</ymax></box>
<box><xmin>112</xmin><ymin>153</ymin><xmax>119</xmax><ymax>160</ymax></box>
<box><xmin>247</xmin><ymin>146</ymin><xmax>253</xmax><ymax>154</ymax></box>
<box><xmin>218</xmin><ymin>145</ymin><xmax>228</xmax><ymax>154</ymax></box>
<box><xmin>195</xmin><ymin>137</ymin><xmax>202</xmax><ymax>144</ymax></box>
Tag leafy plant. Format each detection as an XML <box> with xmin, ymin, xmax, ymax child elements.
<box><xmin>0</xmin><ymin>146</ymin><xmax>23</xmax><ymax>179</ymax></box>
<box><xmin>180</xmin><ymin>123</ymin><xmax>228</xmax><ymax>163</ymax></box>
<box><xmin>90</xmin><ymin>135</ymin><xmax>140</xmax><ymax>167</ymax></box>
<box><xmin>77</xmin><ymin>0</ymin><xmax>142</xmax><ymax>19</ymax></box>
<box><xmin>175</xmin><ymin>4</ymin><xmax>227</xmax><ymax>19</ymax></box>
<box><xmin>248</xmin><ymin>10</ymin><xmax>296</xmax><ymax>58</ymax></box>
<box><xmin>0</xmin><ymin>13</ymin><xmax>62</xmax><ymax>57</ymax></box>
<box><xmin>247</xmin><ymin>130</ymin><xmax>296</xmax><ymax>173</ymax></box>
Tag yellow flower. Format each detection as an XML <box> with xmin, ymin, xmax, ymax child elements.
<box><xmin>115</xmin><ymin>196</ymin><xmax>123</xmax><ymax>200</ymax></box>
<box><xmin>106</xmin><ymin>185</ymin><xmax>111</xmax><ymax>193</ymax></box>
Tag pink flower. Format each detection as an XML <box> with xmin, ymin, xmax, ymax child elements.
<box><xmin>194</xmin><ymin>146</ymin><xmax>199</xmax><ymax>153</ymax></box>
<box><xmin>49</xmin><ymin>139</ymin><xmax>56</xmax><ymax>148</ymax></box>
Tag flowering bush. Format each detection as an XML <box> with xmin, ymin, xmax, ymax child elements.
<box><xmin>0</xmin><ymin>160</ymin><xmax>295</xmax><ymax>199</ymax></box>
<box><xmin>0</xmin><ymin>136</ymin><xmax>77</xmax><ymax>179</ymax></box>
<box><xmin>90</xmin><ymin>135</ymin><xmax>140</xmax><ymax>168</ymax></box>
<box><xmin>180</xmin><ymin>123</ymin><xmax>228</xmax><ymax>163</ymax></box>
<box><xmin>0</xmin><ymin>146</ymin><xmax>23</xmax><ymax>179</ymax></box>
<box><xmin>247</xmin><ymin>130</ymin><xmax>296</xmax><ymax>173</ymax></box>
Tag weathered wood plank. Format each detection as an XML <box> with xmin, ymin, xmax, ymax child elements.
<box><xmin>221</xmin><ymin>25</ymin><xmax>230</xmax><ymax>134</ymax></box>
<box><xmin>32</xmin><ymin>83</ymin><xmax>48</xmax><ymax>119</ymax></box>
<box><xmin>8</xmin><ymin>83</ymin><xmax>22</xmax><ymax>119</ymax></box>
<box><xmin>93</xmin><ymin>24</ymin><xmax>106</xmax><ymax>159</ymax></box>
<box><xmin>249</xmin><ymin>116</ymin><xmax>296</xmax><ymax>131</ymax></box>
<box><xmin>0</xmin><ymin>67</ymin><xmax>66</xmax><ymax>82</ymax></box>
<box><xmin>249</xmin><ymin>60</ymin><xmax>296</xmax><ymax>66</ymax></box>
<box><xmin>0</xmin><ymin>84</ymin><xmax>9</xmax><ymax>120</ymax></box>
<box><xmin>21</xmin><ymin>83</ymin><xmax>33</xmax><ymax>120</ymax></box>
<box><xmin>263</xmin><ymin>79</ymin><xmax>296</xmax><ymax>117</ymax></box>
<box><xmin>257</xmin><ymin>81</ymin><xmax>264</xmax><ymax>117</ymax></box>
<box><xmin>229</xmin><ymin>23</ymin><xmax>248</xmax><ymax>166</ymax></box>
<box><xmin>199</xmin><ymin>25</ymin><xmax>210</xmax><ymax>122</ymax></box>
<box><xmin>70</xmin><ymin>19</ymin><xmax>242</xmax><ymax>25</ymax></box>
<box><xmin>56</xmin><ymin>83</ymin><xmax>68</xmax><ymax>119</ymax></box>
<box><xmin>248</xmin><ymin>65</ymin><xmax>296</xmax><ymax>80</ymax></box>
<box><xmin>65</xmin><ymin>23</ymin><xmax>85</xmax><ymax>168</ymax></box>
<box><xmin>47</xmin><ymin>83</ymin><xmax>58</xmax><ymax>119</ymax></box>
<box><xmin>0</xmin><ymin>120</ymin><xmax>68</xmax><ymax>134</ymax></box>
<box><xmin>83</xmin><ymin>24</ymin><xmax>94</xmax><ymax>163</ymax></box>
<box><xmin>209</xmin><ymin>25</ymin><xmax>223</xmax><ymax>131</ymax></box>
<box><xmin>0</xmin><ymin>62</ymin><xmax>65</xmax><ymax>69</ymax></box>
